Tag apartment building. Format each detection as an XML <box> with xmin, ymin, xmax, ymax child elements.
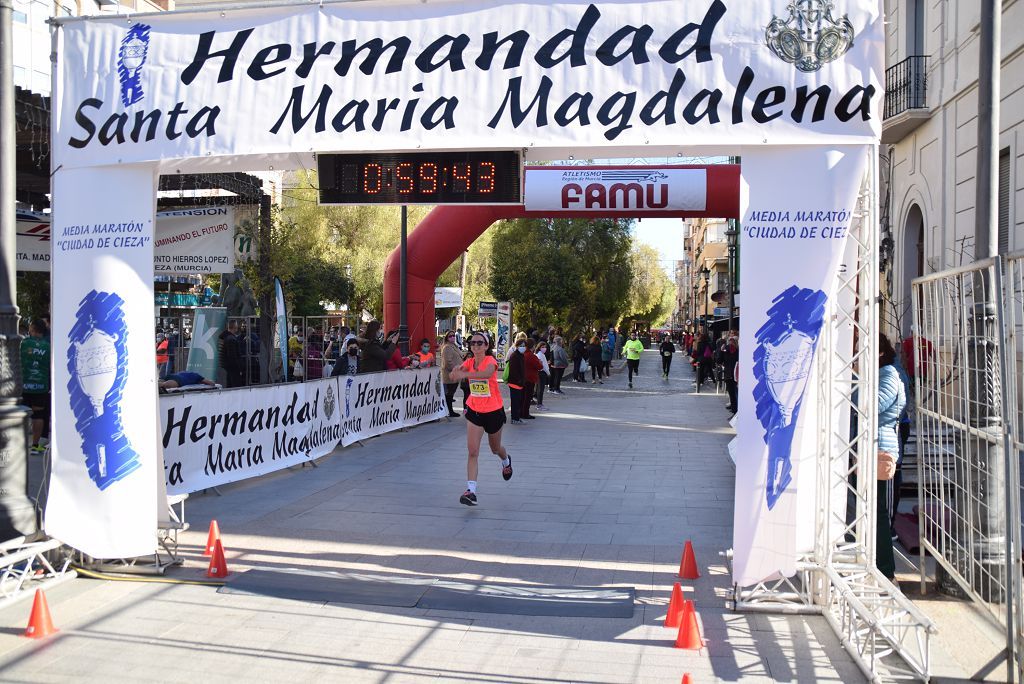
<box><xmin>881</xmin><ymin>0</ymin><xmax>1024</xmax><ymax>337</ymax></box>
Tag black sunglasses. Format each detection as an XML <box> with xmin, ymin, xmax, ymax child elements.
<box><xmin>469</xmin><ymin>340</ymin><xmax>487</xmax><ymax>346</ymax></box>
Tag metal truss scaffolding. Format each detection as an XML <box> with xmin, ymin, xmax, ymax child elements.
<box><xmin>733</xmin><ymin>155</ymin><xmax>935</xmax><ymax>682</ymax></box>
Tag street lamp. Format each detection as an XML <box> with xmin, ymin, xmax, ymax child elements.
<box><xmin>700</xmin><ymin>266</ymin><xmax>710</xmax><ymax>331</ymax></box>
<box><xmin>725</xmin><ymin>221</ymin><xmax>738</xmax><ymax>334</ymax></box>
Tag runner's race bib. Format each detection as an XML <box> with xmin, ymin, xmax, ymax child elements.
<box><xmin>663</xmin><ymin>352</ymin><xmax>672</xmax><ymax>356</ymax></box>
<box><xmin>469</xmin><ymin>380</ymin><xmax>491</xmax><ymax>398</ymax></box>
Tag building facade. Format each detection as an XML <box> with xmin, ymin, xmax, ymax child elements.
<box><xmin>683</xmin><ymin>217</ymin><xmax>734</xmax><ymax>331</ymax></box>
<box><xmin>881</xmin><ymin>0</ymin><xmax>1023</xmax><ymax>338</ymax></box>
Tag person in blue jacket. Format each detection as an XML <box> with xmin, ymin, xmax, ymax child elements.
<box><xmin>877</xmin><ymin>334</ymin><xmax>907</xmax><ymax>580</ymax></box>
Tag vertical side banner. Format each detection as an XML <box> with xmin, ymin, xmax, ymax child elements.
<box><xmin>496</xmin><ymin>302</ymin><xmax>512</xmax><ymax>367</ymax></box>
<box><xmin>47</xmin><ymin>165</ymin><xmax>159</xmax><ymax>559</ymax></box>
<box><xmin>275</xmin><ymin>278</ymin><xmax>288</xmax><ymax>382</ymax></box>
<box><xmin>733</xmin><ymin>146</ymin><xmax>870</xmax><ymax>587</ymax></box>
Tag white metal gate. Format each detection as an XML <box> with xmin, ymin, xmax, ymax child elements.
<box><xmin>912</xmin><ymin>253</ymin><xmax>1023</xmax><ymax>682</ymax></box>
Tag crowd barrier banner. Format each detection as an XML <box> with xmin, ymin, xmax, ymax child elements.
<box><xmin>17</xmin><ymin>207</ymin><xmax>235</xmax><ymax>273</ymax></box>
<box><xmin>732</xmin><ymin>145</ymin><xmax>870</xmax><ymax>587</ymax></box>
<box><xmin>339</xmin><ymin>367</ymin><xmax>447</xmax><ymax>446</ymax></box>
<box><xmin>46</xmin><ymin>165</ymin><xmax>160</xmax><ymax>559</ymax></box>
<box><xmin>160</xmin><ymin>378</ymin><xmax>342</xmax><ymax>495</ymax></box>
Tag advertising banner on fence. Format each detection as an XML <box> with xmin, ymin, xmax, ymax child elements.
<box><xmin>731</xmin><ymin>145</ymin><xmax>870</xmax><ymax>587</ymax></box>
<box><xmin>152</xmin><ymin>207</ymin><xmax>236</xmax><ymax>274</ymax></box>
<box><xmin>16</xmin><ymin>207</ymin><xmax>236</xmax><ymax>273</ymax></box>
<box><xmin>339</xmin><ymin>367</ymin><xmax>447</xmax><ymax>446</ymax></box>
<box><xmin>186</xmin><ymin>307</ymin><xmax>226</xmax><ymax>382</ymax></box>
<box><xmin>46</xmin><ymin>165</ymin><xmax>159</xmax><ymax>559</ymax></box>
<box><xmin>161</xmin><ymin>378</ymin><xmax>341</xmax><ymax>495</ymax></box>
<box><xmin>524</xmin><ymin>167</ymin><xmax>706</xmax><ymax>212</ymax></box>
<box><xmin>53</xmin><ymin>0</ymin><xmax>884</xmax><ymax>171</ymax></box>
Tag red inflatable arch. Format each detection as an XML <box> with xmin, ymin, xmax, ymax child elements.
<box><xmin>384</xmin><ymin>165</ymin><xmax>741</xmax><ymax>343</ymax></box>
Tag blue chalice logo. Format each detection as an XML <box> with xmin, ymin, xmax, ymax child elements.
<box><xmin>67</xmin><ymin>291</ymin><xmax>141</xmax><ymax>490</ymax></box>
<box><xmin>118</xmin><ymin>23</ymin><xmax>151</xmax><ymax>107</ymax></box>
<box><xmin>752</xmin><ymin>286</ymin><xmax>827</xmax><ymax>509</ymax></box>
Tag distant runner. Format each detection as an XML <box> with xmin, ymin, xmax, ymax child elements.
<box><xmin>448</xmin><ymin>331</ymin><xmax>513</xmax><ymax>506</ymax></box>
<box><xmin>624</xmin><ymin>332</ymin><xmax>644</xmax><ymax>388</ymax></box>
<box><xmin>659</xmin><ymin>335</ymin><xmax>676</xmax><ymax>378</ymax></box>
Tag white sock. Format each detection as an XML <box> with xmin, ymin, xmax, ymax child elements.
<box><xmin>467</xmin><ymin>480</ymin><xmax>477</xmax><ymax>493</ymax></box>
<box><xmin>501</xmin><ymin>456</ymin><xmax>511</xmax><ymax>467</ymax></box>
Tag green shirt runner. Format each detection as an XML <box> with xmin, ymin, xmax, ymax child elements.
<box><xmin>624</xmin><ymin>339</ymin><xmax>644</xmax><ymax>361</ymax></box>
<box><xmin>21</xmin><ymin>337</ymin><xmax>50</xmax><ymax>393</ymax></box>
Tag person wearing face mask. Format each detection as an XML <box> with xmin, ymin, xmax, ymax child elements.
<box><xmin>506</xmin><ymin>339</ymin><xmax>527</xmax><ymax>424</ymax></box>
<box><xmin>358</xmin><ymin>320</ymin><xmax>398</xmax><ymax>373</ymax></box>
<box><xmin>521</xmin><ymin>339</ymin><xmax>542</xmax><ymax>419</ymax></box>
<box><xmin>623</xmin><ymin>331</ymin><xmax>644</xmax><ymax>388</ymax></box>
<box><xmin>534</xmin><ymin>340</ymin><xmax>551</xmax><ymax>411</ymax></box>
<box><xmin>414</xmin><ymin>338</ymin><xmax>435</xmax><ymax>367</ymax></box>
<box><xmin>331</xmin><ymin>338</ymin><xmax>361</xmax><ymax>377</ymax></box>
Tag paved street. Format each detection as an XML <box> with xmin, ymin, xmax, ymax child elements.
<box><xmin>0</xmin><ymin>350</ymin><xmax>863</xmax><ymax>683</ymax></box>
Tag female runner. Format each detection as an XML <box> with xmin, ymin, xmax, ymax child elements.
<box><xmin>448</xmin><ymin>331</ymin><xmax>513</xmax><ymax>505</ymax></box>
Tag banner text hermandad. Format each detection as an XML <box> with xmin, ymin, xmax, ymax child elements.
<box><xmin>54</xmin><ymin>0</ymin><xmax>883</xmax><ymax>171</ymax></box>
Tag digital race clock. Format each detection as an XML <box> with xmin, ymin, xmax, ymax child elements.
<box><xmin>317</xmin><ymin>151</ymin><xmax>522</xmax><ymax>205</ymax></box>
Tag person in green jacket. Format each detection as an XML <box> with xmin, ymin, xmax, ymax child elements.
<box><xmin>21</xmin><ymin>319</ymin><xmax>50</xmax><ymax>453</ymax></box>
<box><xmin>623</xmin><ymin>332</ymin><xmax>644</xmax><ymax>388</ymax></box>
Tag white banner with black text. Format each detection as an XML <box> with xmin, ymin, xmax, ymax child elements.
<box><xmin>339</xmin><ymin>368</ymin><xmax>447</xmax><ymax>446</ymax></box>
<box><xmin>732</xmin><ymin>145</ymin><xmax>870</xmax><ymax>588</ymax></box>
<box><xmin>53</xmin><ymin>0</ymin><xmax>883</xmax><ymax>170</ymax></box>
<box><xmin>160</xmin><ymin>378</ymin><xmax>342</xmax><ymax>495</ymax></box>
<box><xmin>16</xmin><ymin>206</ymin><xmax>235</xmax><ymax>274</ymax></box>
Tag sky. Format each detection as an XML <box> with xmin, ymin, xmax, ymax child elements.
<box><xmin>632</xmin><ymin>217</ymin><xmax>685</xmax><ymax>278</ymax></box>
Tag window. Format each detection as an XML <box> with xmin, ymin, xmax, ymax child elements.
<box><xmin>908</xmin><ymin>0</ymin><xmax>925</xmax><ymax>55</ymax></box>
<box><xmin>12</xmin><ymin>10</ymin><xmax>26</xmax><ymax>22</ymax></box>
<box><xmin>998</xmin><ymin>148</ymin><xmax>1010</xmax><ymax>255</ymax></box>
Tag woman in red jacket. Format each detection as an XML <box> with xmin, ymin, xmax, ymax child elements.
<box><xmin>522</xmin><ymin>339</ymin><xmax>543</xmax><ymax>420</ymax></box>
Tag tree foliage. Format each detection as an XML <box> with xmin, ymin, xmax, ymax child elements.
<box><xmin>622</xmin><ymin>243</ymin><xmax>676</xmax><ymax>326</ymax></box>
<box><xmin>489</xmin><ymin>218</ymin><xmax>633</xmax><ymax>332</ymax></box>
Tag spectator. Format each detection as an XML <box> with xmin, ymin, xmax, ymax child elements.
<box><xmin>522</xmin><ymin>339</ymin><xmax>543</xmax><ymax>419</ymax></box>
<box><xmin>415</xmin><ymin>338</ymin><xmax>436</xmax><ymax>367</ymax></box>
<box><xmin>534</xmin><ymin>339</ymin><xmax>551</xmax><ymax>411</ymax></box>
<box><xmin>156</xmin><ymin>333</ymin><xmax>170</xmax><ymax>379</ymax></box>
<box><xmin>694</xmin><ymin>332</ymin><xmax>714</xmax><ymax>392</ymax></box>
<box><xmin>331</xmin><ymin>337</ymin><xmax>361</xmax><ymax>377</ymax></box>
<box><xmin>439</xmin><ymin>331</ymin><xmax>462</xmax><ymax>418</ymax></box>
<box><xmin>220</xmin><ymin>320</ymin><xmax>245</xmax><ymax>387</ymax></box>
<box><xmin>587</xmin><ymin>335</ymin><xmax>604</xmax><ymax>384</ymax></box>
<box><xmin>359</xmin><ymin>320</ymin><xmax>398</xmax><ymax>373</ymax></box>
<box><xmin>721</xmin><ymin>333</ymin><xmax>738</xmax><ymax>413</ymax></box>
<box><xmin>506</xmin><ymin>338</ymin><xmax>527</xmax><ymax>424</ymax></box>
<box><xmin>571</xmin><ymin>334</ymin><xmax>587</xmax><ymax>382</ymax></box>
<box><xmin>549</xmin><ymin>336</ymin><xmax>568</xmax><ymax>394</ymax></box>
<box><xmin>21</xmin><ymin>319</ymin><xmax>50</xmax><ymax>454</ymax></box>
<box><xmin>601</xmin><ymin>335</ymin><xmax>613</xmax><ymax>377</ymax></box>
<box><xmin>160</xmin><ymin>371</ymin><xmax>216</xmax><ymax>390</ymax></box>
<box><xmin>877</xmin><ymin>334</ymin><xmax>906</xmax><ymax>581</ymax></box>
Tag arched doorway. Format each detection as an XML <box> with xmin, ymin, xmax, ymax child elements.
<box><xmin>901</xmin><ymin>204</ymin><xmax>925</xmax><ymax>338</ymax></box>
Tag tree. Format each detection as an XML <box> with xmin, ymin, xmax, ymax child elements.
<box><xmin>489</xmin><ymin>217</ymin><xmax>633</xmax><ymax>332</ymax></box>
<box><xmin>623</xmin><ymin>243</ymin><xmax>676</xmax><ymax>327</ymax></box>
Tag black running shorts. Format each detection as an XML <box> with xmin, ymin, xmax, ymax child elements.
<box><xmin>465</xmin><ymin>407</ymin><xmax>506</xmax><ymax>434</ymax></box>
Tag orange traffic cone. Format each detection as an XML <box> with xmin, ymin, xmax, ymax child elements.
<box><xmin>23</xmin><ymin>589</ymin><xmax>57</xmax><ymax>639</ymax></box>
<box><xmin>665</xmin><ymin>582</ymin><xmax>686</xmax><ymax>628</ymax></box>
<box><xmin>674</xmin><ymin>600</ymin><xmax>703</xmax><ymax>650</ymax></box>
<box><xmin>206</xmin><ymin>538</ymin><xmax>229</xmax><ymax>578</ymax></box>
<box><xmin>203</xmin><ymin>519</ymin><xmax>222</xmax><ymax>557</ymax></box>
<box><xmin>681</xmin><ymin>674</ymin><xmax>695</xmax><ymax>684</ymax></box>
<box><xmin>678</xmin><ymin>540</ymin><xmax>700</xmax><ymax>580</ymax></box>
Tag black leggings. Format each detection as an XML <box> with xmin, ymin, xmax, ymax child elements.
<box><xmin>662</xmin><ymin>355</ymin><xmax>672</xmax><ymax>375</ymax></box>
<box><xmin>627</xmin><ymin>359</ymin><xmax>639</xmax><ymax>382</ymax></box>
<box><xmin>443</xmin><ymin>382</ymin><xmax>458</xmax><ymax>414</ymax></box>
<box><xmin>591</xmin><ymin>363</ymin><xmax>603</xmax><ymax>380</ymax></box>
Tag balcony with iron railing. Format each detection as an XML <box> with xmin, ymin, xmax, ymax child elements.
<box><xmin>882</xmin><ymin>55</ymin><xmax>930</xmax><ymax>143</ymax></box>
